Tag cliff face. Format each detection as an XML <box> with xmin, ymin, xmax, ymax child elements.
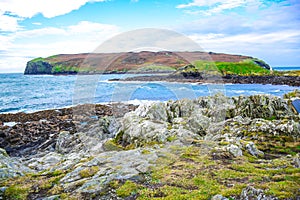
<box><xmin>24</xmin><ymin>60</ymin><xmax>53</xmax><ymax>75</ymax></box>
<box><xmin>24</xmin><ymin>51</ymin><xmax>270</xmax><ymax>75</ymax></box>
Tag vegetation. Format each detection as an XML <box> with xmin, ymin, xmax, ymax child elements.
<box><xmin>116</xmin><ymin>180</ymin><xmax>141</xmax><ymax>198</ymax></box>
<box><xmin>108</xmin><ymin>142</ymin><xmax>299</xmax><ymax>199</ymax></box>
<box><xmin>193</xmin><ymin>60</ymin><xmax>272</xmax><ymax>76</ymax></box>
<box><xmin>30</xmin><ymin>57</ymin><xmax>45</xmax><ymax>62</ymax></box>
<box><xmin>135</xmin><ymin>65</ymin><xmax>176</xmax><ymax>72</ymax></box>
<box><xmin>0</xmin><ymin>170</ymin><xmax>67</xmax><ymax>200</ymax></box>
<box><xmin>79</xmin><ymin>166</ymin><xmax>99</xmax><ymax>178</ymax></box>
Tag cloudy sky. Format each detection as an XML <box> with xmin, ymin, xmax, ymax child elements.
<box><xmin>0</xmin><ymin>0</ymin><xmax>299</xmax><ymax>73</ymax></box>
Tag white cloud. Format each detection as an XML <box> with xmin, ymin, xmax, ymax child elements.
<box><xmin>0</xmin><ymin>0</ymin><xmax>107</xmax><ymax>18</ymax></box>
<box><xmin>0</xmin><ymin>11</ymin><xmax>22</xmax><ymax>32</ymax></box>
<box><xmin>176</xmin><ymin>0</ymin><xmax>221</xmax><ymax>8</ymax></box>
<box><xmin>177</xmin><ymin>0</ymin><xmax>260</xmax><ymax>15</ymax></box>
<box><xmin>0</xmin><ymin>21</ymin><xmax>121</xmax><ymax>73</ymax></box>
<box><xmin>189</xmin><ymin>30</ymin><xmax>300</xmax><ymax>66</ymax></box>
<box><xmin>0</xmin><ymin>0</ymin><xmax>107</xmax><ymax>32</ymax></box>
<box><xmin>32</xmin><ymin>22</ymin><xmax>42</xmax><ymax>26</ymax></box>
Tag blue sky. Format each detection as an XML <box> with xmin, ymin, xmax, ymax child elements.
<box><xmin>0</xmin><ymin>0</ymin><xmax>299</xmax><ymax>72</ymax></box>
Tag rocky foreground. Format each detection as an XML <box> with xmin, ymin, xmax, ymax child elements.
<box><xmin>0</xmin><ymin>91</ymin><xmax>300</xmax><ymax>199</ymax></box>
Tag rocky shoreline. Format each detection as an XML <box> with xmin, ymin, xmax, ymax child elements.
<box><xmin>0</xmin><ymin>91</ymin><xmax>300</xmax><ymax>199</ymax></box>
<box><xmin>112</xmin><ymin>74</ymin><xmax>300</xmax><ymax>87</ymax></box>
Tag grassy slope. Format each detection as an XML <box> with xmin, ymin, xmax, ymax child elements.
<box><xmin>193</xmin><ymin>59</ymin><xmax>272</xmax><ymax>76</ymax></box>
<box><xmin>28</xmin><ymin>55</ymin><xmax>299</xmax><ymax>76</ymax></box>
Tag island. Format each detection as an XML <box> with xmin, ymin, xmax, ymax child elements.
<box><xmin>24</xmin><ymin>51</ymin><xmax>300</xmax><ymax>86</ymax></box>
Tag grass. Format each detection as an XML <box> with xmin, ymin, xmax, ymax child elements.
<box><xmin>193</xmin><ymin>60</ymin><xmax>272</xmax><ymax>76</ymax></box>
<box><xmin>30</xmin><ymin>57</ymin><xmax>45</xmax><ymax>62</ymax></box>
<box><xmin>107</xmin><ymin>143</ymin><xmax>300</xmax><ymax>199</ymax></box>
<box><xmin>0</xmin><ymin>170</ymin><xmax>68</xmax><ymax>200</ymax></box>
<box><xmin>136</xmin><ymin>65</ymin><xmax>176</xmax><ymax>72</ymax></box>
<box><xmin>51</xmin><ymin>65</ymin><xmax>80</xmax><ymax>73</ymax></box>
<box><xmin>116</xmin><ymin>180</ymin><xmax>141</xmax><ymax>198</ymax></box>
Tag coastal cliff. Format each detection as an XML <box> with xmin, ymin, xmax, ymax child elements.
<box><xmin>24</xmin><ymin>51</ymin><xmax>270</xmax><ymax>75</ymax></box>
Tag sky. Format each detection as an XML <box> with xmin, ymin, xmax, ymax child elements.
<box><xmin>0</xmin><ymin>0</ymin><xmax>299</xmax><ymax>73</ymax></box>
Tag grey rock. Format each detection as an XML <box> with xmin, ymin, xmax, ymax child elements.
<box><xmin>60</xmin><ymin>148</ymin><xmax>158</xmax><ymax>193</ymax></box>
<box><xmin>293</xmin><ymin>154</ymin><xmax>300</xmax><ymax>168</ymax></box>
<box><xmin>246</xmin><ymin>142</ymin><xmax>264</xmax><ymax>157</ymax></box>
<box><xmin>0</xmin><ymin>148</ymin><xmax>33</xmax><ymax>179</ymax></box>
<box><xmin>240</xmin><ymin>186</ymin><xmax>277</xmax><ymax>200</ymax></box>
<box><xmin>40</xmin><ymin>195</ymin><xmax>60</xmax><ymax>200</ymax></box>
<box><xmin>211</xmin><ymin>194</ymin><xmax>229</xmax><ymax>200</ymax></box>
<box><xmin>227</xmin><ymin>144</ymin><xmax>243</xmax><ymax>157</ymax></box>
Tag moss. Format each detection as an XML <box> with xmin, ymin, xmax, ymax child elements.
<box><xmin>116</xmin><ymin>180</ymin><xmax>141</xmax><ymax>198</ymax></box>
<box><xmin>166</xmin><ymin>135</ymin><xmax>177</xmax><ymax>142</ymax></box>
<box><xmin>264</xmin><ymin>181</ymin><xmax>300</xmax><ymax>199</ymax></box>
<box><xmin>114</xmin><ymin>130</ymin><xmax>124</xmax><ymax>144</ymax></box>
<box><xmin>79</xmin><ymin>166</ymin><xmax>99</xmax><ymax>178</ymax></box>
<box><xmin>109</xmin><ymin>180</ymin><xmax>121</xmax><ymax>189</ymax></box>
<box><xmin>219</xmin><ymin>141</ymin><xmax>230</xmax><ymax>146</ymax></box>
<box><xmin>265</xmin><ymin>116</ymin><xmax>277</xmax><ymax>121</ymax></box>
<box><xmin>141</xmin><ymin>149</ymin><xmax>151</xmax><ymax>154</ymax></box>
<box><xmin>102</xmin><ymin>139</ymin><xmax>124</xmax><ymax>151</ymax></box>
<box><xmin>3</xmin><ymin>185</ymin><xmax>30</xmax><ymax>200</ymax></box>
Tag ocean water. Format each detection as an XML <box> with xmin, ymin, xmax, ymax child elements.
<box><xmin>0</xmin><ymin>73</ymin><xmax>299</xmax><ymax>113</ymax></box>
<box><xmin>273</xmin><ymin>66</ymin><xmax>300</xmax><ymax>71</ymax></box>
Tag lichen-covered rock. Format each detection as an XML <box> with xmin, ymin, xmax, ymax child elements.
<box><xmin>226</xmin><ymin>144</ymin><xmax>243</xmax><ymax>157</ymax></box>
<box><xmin>293</xmin><ymin>153</ymin><xmax>300</xmax><ymax>168</ymax></box>
<box><xmin>240</xmin><ymin>186</ymin><xmax>277</xmax><ymax>200</ymax></box>
<box><xmin>229</xmin><ymin>95</ymin><xmax>292</xmax><ymax>119</ymax></box>
<box><xmin>246</xmin><ymin>142</ymin><xmax>264</xmax><ymax>157</ymax></box>
<box><xmin>0</xmin><ymin>148</ymin><xmax>33</xmax><ymax>179</ymax></box>
<box><xmin>117</xmin><ymin>112</ymin><xmax>170</xmax><ymax>147</ymax></box>
<box><xmin>212</xmin><ymin>194</ymin><xmax>229</xmax><ymax>200</ymax></box>
<box><xmin>60</xmin><ymin>148</ymin><xmax>158</xmax><ymax>193</ymax></box>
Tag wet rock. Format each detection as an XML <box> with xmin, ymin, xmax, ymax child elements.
<box><xmin>0</xmin><ymin>103</ymin><xmax>136</xmax><ymax>157</ymax></box>
<box><xmin>240</xmin><ymin>186</ymin><xmax>277</xmax><ymax>200</ymax></box>
<box><xmin>227</xmin><ymin>144</ymin><xmax>243</xmax><ymax>157</ymax></box>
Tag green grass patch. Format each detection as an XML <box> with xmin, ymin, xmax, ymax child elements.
<box><xmin>193</xmin><ymin>60</ymin><xmax>272</xmax><ymax>76</ymax></box>
<box><xmin>30</xmin><ymin>57</ymin><xmax>45</xmax><ymax>62</ymax></box>
<box><xmin>116</xmin><ymin>180</ymin><xmax>141</xmax><ymax>198</ymax></box>
<box><xmin>136</xmin><ymin>65</ymin><xmax>176</xmax><ymax>72</ymax></box>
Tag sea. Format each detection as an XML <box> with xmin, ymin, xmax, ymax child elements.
<box><xmin>0</xmin><ymin>69</ymin><xmax>300</xmax><ymax>113</ymax></box>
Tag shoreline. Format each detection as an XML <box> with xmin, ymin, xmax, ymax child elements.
<box><xmin>111</xmin><ymin>74</ymin><xmax>300</xmax><ymax>87</ymax></box>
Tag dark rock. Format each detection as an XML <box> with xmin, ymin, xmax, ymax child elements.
<box><xmin>24</xmin><ymin>60</ymin><xmax>53</xmax><ymax>75</ymax></box>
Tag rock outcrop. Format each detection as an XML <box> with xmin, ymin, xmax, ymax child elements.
<box><xmin>0</xmin><ymin>90</ymin><xmax>299</xmax><ymax>199</ymax></box>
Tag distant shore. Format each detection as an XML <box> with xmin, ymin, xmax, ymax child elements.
<box><xmin>110</xmin><ymin>74</ymin><xmax>300</xmax><ymax>87</ymax></box>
